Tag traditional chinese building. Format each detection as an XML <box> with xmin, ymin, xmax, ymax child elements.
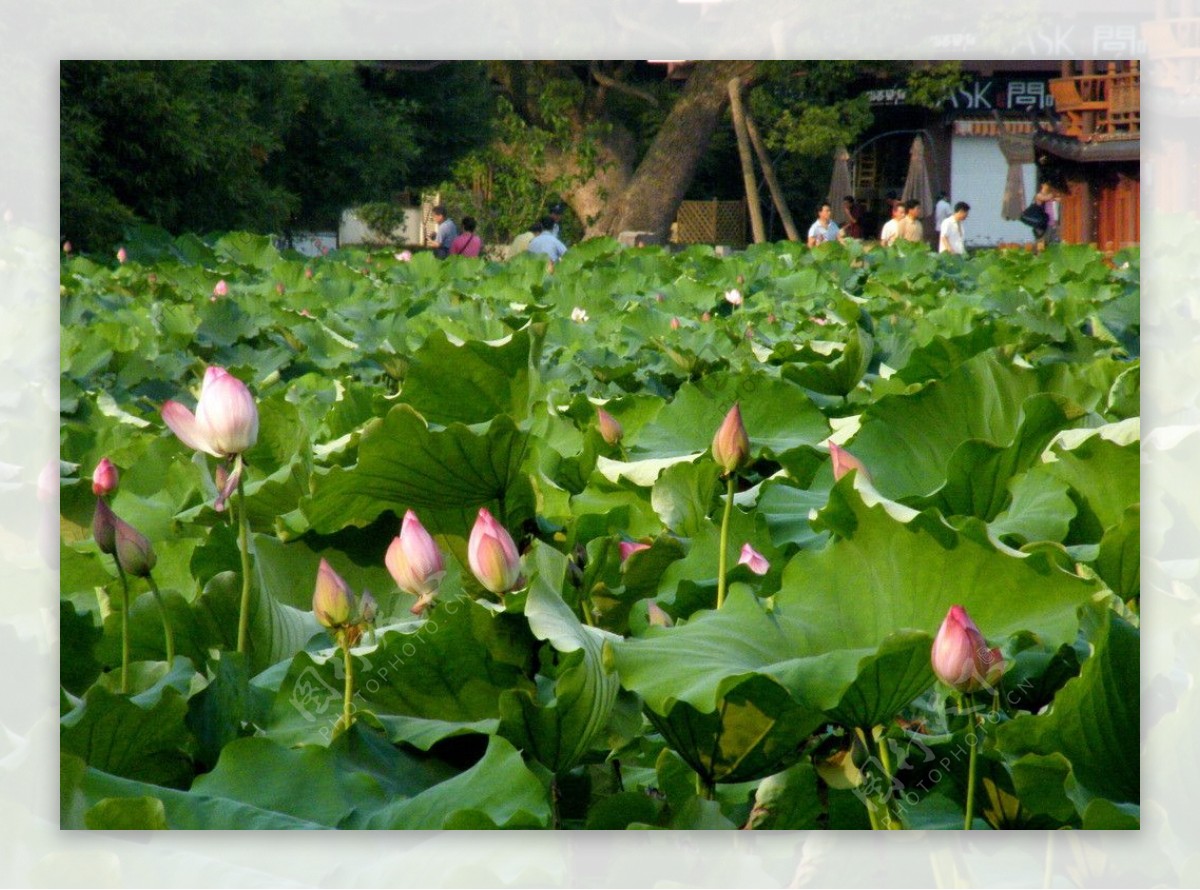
<box><xmin>849</xmin><ymin>60</ymin><xmax>1139</xmax><ymax>249</ymax></box>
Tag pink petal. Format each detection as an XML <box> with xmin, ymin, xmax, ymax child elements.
<box><xmin>161</xmin><ymin>400</ymin><xmax>218</xmax><ymax>456</ymax></box>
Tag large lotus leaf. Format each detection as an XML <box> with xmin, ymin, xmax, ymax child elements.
<box><xmin>300</xmin><ymin>406</ymin><xmax>533</xmax><ymax>536</ymax></box>
<box><xmin>498</xmin><ymin>543</ymin><xmax>620</xmax><ymax>773</ymax></box>
<box><xmin>645</xmin><ymin>674</ymin><xmax>822</xmax><ymax>784</ymax></box>
<box><xmin>60</xmin><ymin>665</ymin><xmax>198</xmax><ymax>788</ymax></box>
<box><xmin>850</xmin><ymin>350</ymin><xmax>1093</xmax><ymax>500</ymax></box>
<box><xmin>265</xmin><ymin>597</ymin><xmax>534</xmax><ymax>748</ymax></box>
<box><xmin>1095</xmin><ymin>505</ymin><xmax>1139</xmax><ymax>599</ymax></box>
<box><xmin>399</xmin><ymin>328</ymin><xmax>533</xmax><ymax>425</ymax></box>
<box><xmin>994</xmin><ymin>607</ymin><xmax>1139</xmax><ymax>804</ymax></box>
<box><xmin>193</xmin><ymin>569</ymin><xmax>322</xmax><ymax>674</ymax></box>
<box><xmin>213</xmin><ymin>232</ymin><xmax>280</xmax><ymax>269</ymax></box>
<box><xmin>779</xmin><ymin>325</ymin><xmax>873</xmax><ymax>396</ymax></box>
<box><xmin>754</xmin><ymin>480</ymin><xmax>830</xmax><ymax>550</ymax></box>
<box><xmin>1044</xmin><ymin>427</ymin><xmax>1140</xmax><ymax>542</ymax></box>
<box><xmin>987</xmin><ymin>465</ymin><xmax>1077</xmax><ymax>546</ymax></box>
<box><xmin>799</xmin><ymin>478</ymin><xmax>1100</xmax><ymax>652</ymax></box>
<box><xmin>650</xmin><ymin>458</ymin><xmax>720</xmax><ymax>536</ymax></box>
<box><xmin>64</xmin><ymin>754</ymin><xmax>324</xmax><ymax>830</ymax></box>
<box><xmin>347</xmin><ymin>736</ymin><xmax>550</xmax><ymax>829</ymax></box>
<box><xmin>890</xmin><ymin>324</ymin><xmax>1001</xmax><ymax>385</ymax></box>
<box><xmin>921</xmin><ymin>394</ymin><xmax>1086</xmax><ymax>521</ymax></box>
<box><xmin>632</xmin><ymin>372</ymin><xmax>829</xmax><ymax>462</ymax></box>
<box><xmin>743</xmin><ymin>761</ymin><xmax>824</xmax><ymax>830</ymax></box>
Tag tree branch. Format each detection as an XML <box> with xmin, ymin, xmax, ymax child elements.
<box><xmin>589</xmin><ymin>61</ymin><xmax>659</xmax><ymax>108</ymax></box>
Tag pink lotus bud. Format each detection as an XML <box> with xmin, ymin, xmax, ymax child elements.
<box><xmin>744</xmin><ymin>326</ymin><xmax>754</xmax><ymax>340</ymax></box>
<box><xmin>725</xmin><ymin>288</ymin><xmax>743</xmax><ymax>306</ymax></box>
<box><xmin>700</xmin><ymin>311</ymin><xmax>711</xmax><ymax>322</ymax></box>
<box><xmin>395</xmin><ymin>250</ymin><xmax>412</xmax><ymax>262</ymax></box>
<box><xmin>647</xmin><ymin>602</ymin><xmax>673</xmax><ymax>627</ymax></box>
<box><xmin>619</xmin><ymin>541</ymin><xmax>651</xmax><ymax>562</ymax></box>
<box><xmin>62</xmin><ymin>241</ymin><xmax>72</xmax><ymax>253</ymax></box>
<box><xmin>767</xmin><ymin>313</ymin><xmax>777</xmax><ymax>324</ymax></box>
<box><xmin>114</xmin><ymin>515</ymin><xmax>157</xmax><ymax>578</ymax></box>
<box><xmin>275</xmin><ymin>282</ymin><xmax>285</xmax><ymax>295</ymax></box>
<box><xmin>162</xmin><ymin>366</ymin><xmax>259</xmax><ymax>459</ymax></box>
<box><xmin>93</xmin><ymin>497</ymin><xmax>117</xmax><ymax>555</ymax></box>
<box><xmin>213</xmin><ymin>280</ymin><xmax>228</xmax><ymax>298</ymax></box>
<box><xmin>313</xmin><ymin>559</ymin><xmax>355</xmax><ymax>628</ymax></box>
<box><xmin>670</xmin><ymin>317</ymin><xmax>680</xmax><ymax>330</ymax></box>
<box><xmin>712</xmin><ymin>403</ymin><xmax>750</xmax><ymax>475</ymax></box>
<box><xmin>931</xmin><ymin>605</ymin><xmax>1005</xmax><ymax>694</ymax></box>
<box><xmin>91</xmin><ymin>457</ymin><xmax>119</xmax><ymax>497</ymax></box>
<box><xmin>116</xmin><ymin>247</ymin><xmax>127</xmax><ymax>264</ymax></box>
<box><xmin>468</xmin><ymin>507</ymin><xmax>522</xmax><ymax>594</ymax></box>
<box><xmin>596</xmin><ymin>407</ymin><xmax>624</xmax><ymax>445</ymax></box>
<box><xmin>829</xmin><ymin>441</ymin><xmax>870</xmax><ymax>483</ymax></box>
<box><xmin>305</xmin><ymin>267</ymin><xmax>314</xmax><ymax>279</ymax></box>
<box><xmin>299</xmin><ymin>308</ymin><xmax>312</xmax><ymax>318</ymax></box>
<box><xmin>385</xmin><ymin>510</ymin><xmax>446</xmax><ymax>600</ymax></box>
<box><xmin>737</xmin><ymin>543</ymin><xmax>770</xmax><ymax>575</ymax></box>
<box><xmin>655</xmin><ymin>293</ymin><xmax>665</xmax><ymax>303</ymax></box>
<box><xmin>810</xmin><ymin>315</ymin><xmax>828</xmax><ymax>326</ymax></box>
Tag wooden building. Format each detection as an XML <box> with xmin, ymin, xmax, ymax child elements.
<box><xmin>1035</xmin><ymin>61</ymin><xmax>1140</xmax><ymax>250</ymax></box>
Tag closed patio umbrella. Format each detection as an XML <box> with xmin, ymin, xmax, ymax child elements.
<box><xmin>900</xmin><ymin>135</ymin><xmax>934</xmax><ymax>220</ymax></box>
<box><xmin>826</xmin><ymin>145</ymin><xmax>853</xmax><ymax>223</ymax></box>
<box><xmin>996</xmin><ymin>124</ymin><xmax>1034</xmax><ymax>219</ymax></box>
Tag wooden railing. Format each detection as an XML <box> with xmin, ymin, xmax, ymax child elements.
<box><xmin>1049</xmin><ymin>65</ymin><xmax>1140</xmax><ymax>141</ymax></box>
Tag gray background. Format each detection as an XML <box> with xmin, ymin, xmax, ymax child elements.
<box><xmin>4</xmin><ymin>0</ymin><xmax>1191</xmax><ymax>884</ymax></box>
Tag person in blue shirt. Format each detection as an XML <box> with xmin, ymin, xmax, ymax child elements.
<box><xmin>807</xmin><ymin>202</ymin><xmax>843</xmax><ymax>247</ymax></box>
<box><xmin>425</xmin><ymin>204</ymin><xmax>458</xmax><ymax>259</ymax></box>
<box><xmin>527</xmin><ymin>218</ymin><xmax>568</xmax><ymax>262</ymax></box>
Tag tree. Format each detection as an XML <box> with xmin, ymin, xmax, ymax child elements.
<box><xmin>475</xmin><ymin>60</ymin><xmax>961</xmax><ymax>241</ymax></box>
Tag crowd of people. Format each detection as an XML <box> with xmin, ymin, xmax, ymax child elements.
<box><xmin>422</xmin><ymin>185</ymin><xmax>1061</xmax><ymax>264</ymax></box>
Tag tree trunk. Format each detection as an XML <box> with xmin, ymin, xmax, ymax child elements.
<box><xmin>591</xmin><ymin>60</ymin><xmax>757</xmax><ymax>239</ymax></box>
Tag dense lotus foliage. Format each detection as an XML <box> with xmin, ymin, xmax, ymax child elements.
<box><xmin>60</xmin><ymin>227</ymin><xmax>1139</xmax><ymax>830</ymax></box>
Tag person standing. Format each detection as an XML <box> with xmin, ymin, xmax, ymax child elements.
<box><xmin>938</xmin><ymin>202</ymin><xmax>970</xmax><ymax>255</ymax></box>
<box><xmin>1034</xmin><ymin>182</ymin><xmax>1062</xmax><ymax>246</ymax></box>
<box><xmin>934</xmin><ymin>192</ymin><xmax>952</xmax><ymax>233</ymax></box>
<box><xmin>841</xmin><ymin>195</ymin><xmax>864</xmax><ymax>238</ymax></box>
<box><xmin>426</xmin><ymin>204</ymin><xmax>457</xmax><ymax>259</ymax></box>
<box><xmin>807</xmin><ymin>202</ymin><xmax>843</xmax><ymax>247</ymax></box>
<box><xmin>449</xmin><ymin>216</ymin><xmax>483</xmax><ymax>257</ymax></box>
<box><xmin>900</xmin><ymin>200</ymin><xmax>924</xmax><ymax>243</ymax></box>
<box><xmin>879</xmin><ymin>200</ymin><xmax>906</xmax><ymax>246</ymax></box>
<box><xmin>527</xmin><ymin>217</ymin><xmax>568</xmax><ymax>262</ymax></box>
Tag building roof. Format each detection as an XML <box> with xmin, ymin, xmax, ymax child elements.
<box><xmin>1034</xmin><ymin>132</ymin><xmax>1139</xmax><ymax>163</ymax></box>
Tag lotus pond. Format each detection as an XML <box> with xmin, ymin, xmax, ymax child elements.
<box><xmin>59</xmin><ymin>231</ymin><xmax>1139</xmax><ymax>830</ymax></box>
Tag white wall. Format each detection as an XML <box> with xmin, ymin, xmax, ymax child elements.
<box><xmin>949</xmin><ymin>136</ymin><xmax>1039</xmax><ymax>248</ymax></box>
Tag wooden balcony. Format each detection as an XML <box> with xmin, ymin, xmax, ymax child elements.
<box><xmin>1049</xmin><ymin>64</ymin><xmax>1140</xmax><ymax>141</ymax></box>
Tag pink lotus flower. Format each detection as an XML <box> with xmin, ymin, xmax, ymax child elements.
<box><xmin>829</xmin><ymin>441</ymin><xmax>870</xmax><ymax>483</ymax></box>
<box><xmin>619</xmin><ymin>540</ymin><xmax>651</xmax><ymax>562</ymax></box>
<box><xmin>213</xmin><ymin>280</ymin><xmax>228</xmax><ymax>298</ymax></box>
<box><xmin>386</xmin><ymin>510</ymin><xmax>446</xmax><ymax>614</ymax></box>
<box><xmin>725</xmin><ymin>288</ymin><xmax>743</xmax><ymax>306</ymax></box>
<box><xmin>670</xmin><ymin>317</ymin><xmax>680</xmax><ymax>330</ymax></box>
<box><xmin>162</xmin><ymin>366</ymin><xmax>259</xmax><ymax>459</ymax></box>
<box><xmin>395</xmin><ymin>250</ymin><xmax>412</xmax><ymax>262</ymax></box>
<box><xmin>737</xmin><ymin>543</ymin><xmax>770</xmax><ymax>575</ymax></box>
<box><xmin>91</xmin><ymin>457</ymin><xmax>119</xmax><ymax>497</ymax></box>
<box><xmin>712</xmin><ymin>403</ymin><xmax>750</xmax><ymax>475</ymax></box>
<box><xmin>931</xmin><ymin>605</ymin><xmax>1005</xmax><ymax>694</ymax></box>
<box><xmin>116</xmin><ymin>247</ymin><xmax>127</xmax><ymax>264</ymax></box>
<box><xmin>62</xmin><ymin>241</ymin><xmax>72</xmax><ymax>254</ymax></box>
<box><xmin>571</xmin><ymin>306</ymin><xmax>589</xmax><ymax>323</ymax></box>
<box><xmin>313</xmin><ymin>559</ymin><xmax>354</xmax><ymax>628</ymax></box>
<box><xmin>468</xmin><ymin>507</ymin><xmax>522</xmax><ymax>594</ymax></box>
<box><xmin>810</xmin><ymin>315</ymin><xmax>828</xmax><ymax>326</ymax></box>
<box><xmin>596</xmin><ymin>407</ymin><xmax>624</xmax><ymax>445</ymax></box>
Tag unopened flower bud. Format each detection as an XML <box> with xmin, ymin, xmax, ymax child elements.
<box><xmin>619</xmin><ymin>540</ymin><xmax>651</xmax><ymax>562</ymax></box>
<box><xmin>386</xmin><ymin>510</ymin><xmax>446</xmax><ymax>600</ymax></box>
<box><xmin>313</xmin><ymin>559</ymin><xmax>354</xmax><ymax>628</ymax></box>
<box><xmin>468</xmin><ymin>507</ymin><xmax>522</xmax><ymax>594</ymax></box>
<box><xmin>829</xmin><ymin>441</ymin><xmax>870</xmax><ymax>483</ymax></box>
<box><xmin>670</xmin><ymin>317</ymin><xmax>680</xmax><ymax>330</ymax></box>
<box><xmin>647</xmin><ymin>602</ymin><xmax>673</xmax><ymax>627</ymax></box>
<box><xmin>596</xmin><ymin>407</ymin><xmax>624</xmax><ymax>445</ymax></box>
<box><xmin>712</xmin><ymin>403</ymin><xmax>750</xmax><ymax>475</ymax></box>
<box><xmin>91</xmin><ymin>457</ymin><xmax>119</xmax><ymax>497</ymax></box>
<box><xmin>931</xmin><ymin>605</ymin><xmax>1005</xmax><ymax>694</ymax></box>
<box><xmin>213</xmin><ymin>280</ymin><xmax>228</xmax><ymax>298</ymax></box>
<box><xmin>93</xmin><ymin>497</ymin><xmax>118</xmax><ymax>555</ymax></box>
<box><xmin>114</xmin><ymin>516</ymin><xmax>157</xmax><ymax>577</ymax></box>
<box><xmin>116</xmin><ymin>247</ymin><xmax>127</xmax><ymax>264</ymax></box>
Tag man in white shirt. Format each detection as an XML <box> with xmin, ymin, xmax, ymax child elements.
<box><xmin>938</xmin><ymin>201</ymin><xmax>970</xmax><ymax>255</ymax></box>
<box><xmin>527</xmin><ymin>218</ymin><xmax>568</xmax><ymax>262</ymax></box>
<box><xmin>879</xmin><ymin>200</ymin><xmax>906</xmax><ymax>247</ymax></box>
<box><xmin>807</xmin><ymin>202</ymin><xmax>842</xmax><ymax>247</ymax></box>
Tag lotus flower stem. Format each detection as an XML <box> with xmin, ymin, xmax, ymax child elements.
<box><xmin>145</xmin><ymin>573</ymin><xmax>175</xmax><ymax>668</ymax></box>
<box><xmin>236</xmin><ymin>470</ymin><xmax>253</xmax><ymax>656</ymax></box>
<box><xmin>875</xmin><ymin>730</ymin><xmax>902</xmax><ymax>829</ymax></box>
<box><xmin>116</xmin><ymin>561</ymin><xmax>131</xmax><ymax>694</ymax></box>
<box><xmin>961</xmin><ymin>694</ymin><xmax>979</xmax><ymax>830</ymax></box>
<box><xmin>716</xmin><ymin>475</ymin><xmax>736</xmax><ymax>608</ymax></box>
<box><xmin>340</xmin><ymin>642</ymin><xmax>355</xmax><ymax>734</ymax></box>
